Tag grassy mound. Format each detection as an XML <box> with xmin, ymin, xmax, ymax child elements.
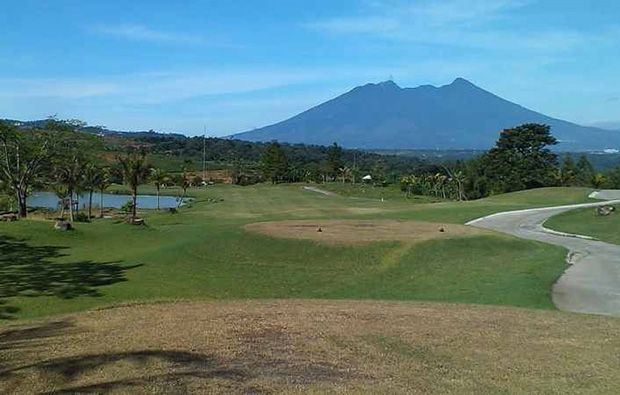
<box><xmin>245</xmin><ymin>220</ymin><xmax>488</xmax><ymax>244</ymax></box>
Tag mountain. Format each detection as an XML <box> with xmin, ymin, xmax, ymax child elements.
<box><xmin>588</xmin><ymin>121</ymin><xmax>620</xmax><ymax>132</ymax></box>
<box><xmin>1</xmin><ymin>119</ymin><xmax>185</xmax><ymax>139</ymax></box>
<box><xmin>233</xmin><ymin>78</ymin><xmax>620</xmax><ymax>151</ymax></box>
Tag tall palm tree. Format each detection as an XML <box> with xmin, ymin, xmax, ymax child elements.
<box><xmin>150</xmin><ymin>168</ymin><xmax>169</xmax><ymax>210</ymax></box>
<box><xmin>117</xmin><ymin>151</ymin><xmax>151</xmax><ymax>219</ymax></box>
<box><xmin>55</xmin><ymin>154</ymin><xmax>86</xmax><ymax>222</ymax></box>
<box><xmin>96</xmin><ymin>167</ymin><xmax>112</xmax><ymax>218</ymax></box>
<box><xmin>82</xmin><ymin>164</ymin><xmax>103</xmax><ymax>219</ymax></box>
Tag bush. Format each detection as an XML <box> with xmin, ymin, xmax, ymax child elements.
<box><xmin>74</xmin><ymin>212</ymin><xmax>90</xmax><ymax>222</ymax></box>
<box><xmin>120</xmin><ymin>200</ymin><xmax>134</xmax><ymax>214</ymax></box>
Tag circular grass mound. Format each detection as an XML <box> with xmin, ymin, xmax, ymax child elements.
<box><xmin>244</xmin><ymin>220</ymin><xmax>489</xmax><ymax>244</ymax></box>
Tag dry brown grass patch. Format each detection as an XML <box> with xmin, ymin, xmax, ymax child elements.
<box><xmin>2</xmin><ymin>300</ymin><xmax>620</xmax><ymax>394</ymax></box>
<box><xmin>244</xmin><ymin>220</ymin><xmax>488</xmax><ymax>244</ymax></box>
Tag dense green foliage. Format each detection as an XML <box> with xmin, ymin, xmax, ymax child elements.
<box><xmin>481</xmin><ymin>124</ymin><xmax>558</xmax><ymax>193</ymax></box>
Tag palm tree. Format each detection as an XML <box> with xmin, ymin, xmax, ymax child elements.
<box><xmin>172</xmin><ymin>172</ymin><xmax>190</xmax><ymax>209</ymax></box>
<box><xmin>82</xmin><ymin>164</ymin><xmax>103</xmax><ymax>219</ymax></box>
<box><xmin>96</xmin><ymin>167</ymin><xmax>112</xmax><ymax>218</ymax></box>
<box><xmin>452</xmin><ymin>171</ymin><xmax>467</xmax><ymax>201</ymax></box>
<box><xmin>55</xmin><ymin>154</ymin><xmax>86</xmax><ymax>222</ymax></box>
<box><xmin>51</xmin><ymin>184</ymin><xmax>69</xmax><ymax>219</ymax></box>
<box><xmin>400</xmin><ymin>175</ymin><xmax>417</xmax><ymax>198</ymax></box>
<box><xmin>338</xmin><ymin>167</ymin><xmax>352</xmax><ymax>184</ymax></box>
<box><xmin>150</xmin><ymin>168</ymin><xmax>169</xmax><ymax>210</ymax></box>
<box><xmin>117</xmin><ymin>151</ymin><xmax>151</xmax><ymax>219</ymax></box>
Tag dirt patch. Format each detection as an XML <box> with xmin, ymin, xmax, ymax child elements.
<box><xmin>1</xmin><ymin>300</ymin><xmax>620</xmax><ymax>394</ymax></box>
<box><xmin>244</xmin><ymin>220</ymin><xmax>489</xmax><ymax>244</ymax></box>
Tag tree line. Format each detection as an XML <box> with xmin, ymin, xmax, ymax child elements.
<box><xmin>3</xmin><ymin>119</ymin><xmax>620</xmax><ymax>216</ymax></box>
<box><xmin>259</xmin><ymin>124</ymin><xmax>620</xmax><ymax>201</ymax></box>
<box><xmin>0</xmin><ymin>119</ymin><xmax>198</xmax><ymax>220</ymax></box>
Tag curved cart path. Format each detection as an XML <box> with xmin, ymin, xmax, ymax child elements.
<box><xmin>467</xmin><ymin>191</ymin><xmax>620</xmax><ymax>316</ymax></box>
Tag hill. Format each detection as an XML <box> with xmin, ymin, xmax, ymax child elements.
<box><xmin>233</xmin><ymin>78</ymin><xmax>620</xmax><ymax>151</ymax></box>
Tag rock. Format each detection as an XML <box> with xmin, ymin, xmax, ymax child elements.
<box><xmin>0</xmin><ymin>213</ymin><xmax>18</xmax><ymax>222</ymax></box>
<box><xmin>54</xmin><ymin>220</ymin><xmax>72</xmax><ymax>231</ymax></box>
<box><xmin>596</xmin><ymin>206</ymin><xmax>615</xmax><ymax>216</ymax></box>
<box><xmin>317</xmin><ymin>227</ymin><xmax>322</xmax><ymax>233</ymax></box>
<box><xmin>128</xmin><ymin>218</ymin><xmax>145</xmax><ymax>226</ymax></box>
<box><xmin>439</xmin><ymin>227</ymin><xmax>445</xmax><ymax>233</ymax></box>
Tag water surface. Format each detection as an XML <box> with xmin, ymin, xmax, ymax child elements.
<box><xmin>28</xmin><ymin>191</ymin><xmax>186</xmax><ymax>210</ymax></box>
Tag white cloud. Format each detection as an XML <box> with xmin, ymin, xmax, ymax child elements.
<box><xmin>0</xmin><ymin>78</ymin><xmax>121</xmax><ymax>99</ymax></box>
<box><xmin>304</xmin><ymin>0</ymin><xmax>607</xmax><ymax>53</ymax></box>
<box><xmin>304</xmin><ymin>16</ymin><xmax>401</xmax><ymax>34</ymax></box>
<box><xmin>92</xmin><ymin>24</ymin><xmax>204</xmax><ymax>44</ymax></box>
<box><xmin>0</xmin><ymin>69</ymin><xmax>330</xmax><ymax>104</ymax></box>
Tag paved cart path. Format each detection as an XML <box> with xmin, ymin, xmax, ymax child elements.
<box><xmin>467</xmin><ymin>191</ymin><xmax>620</xmax><ymax>316</ymax></box>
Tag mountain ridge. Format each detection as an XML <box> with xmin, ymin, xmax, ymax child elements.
<box><xmin>233</xmin><ymin>78</ymin><xmax>620</xmax><ymax>151</ymax></box>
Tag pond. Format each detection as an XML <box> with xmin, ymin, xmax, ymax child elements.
<box><xmin>27</xmin><ymin>191</ymin><xmax>187</xmax><ymax>210</ymax></box>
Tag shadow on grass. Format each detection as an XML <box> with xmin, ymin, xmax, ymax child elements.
<box><xmin>0</xmin><ymin>236</ymin><xmax>142</xmax><ymax>319</ymax></box>
<box><xmin>1</xmin><ymin>349</ymin><xmax>244</xmax><ymax>394</ymax></box>
<box><xmin>0</xmin><ymin>321</ymin><xmax>362</xmax><ymax>393</ymax></box>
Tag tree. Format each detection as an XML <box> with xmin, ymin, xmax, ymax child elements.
<box><xmin>96</xmin><ymin>167</ymin><xmax>112</xmax><ymax>218</ymax></box>
<box><xmin>400</xmin><ymin>175</ymin><xmax>417</xmax><ymax>197</ymax></box>
<box><xmin>172</xmin><ymin>172</ymin><xmax>190</xmax><ymax>209</ymax></box>
<box><xmin>559</xmin><ymin>154</ymin><xmax>577</xmax><ymax>186</ymax></box>
<box><xmin>51</xmin><ymin>185</ymin><xmax>69</xmax><ymax>219</ymax></box>
<box><xmin>260</xmin><ymin>142</ymin><xmax>289</xmax><ymax>184</ymax></box>
<box><xmin>150</xmin><ymin>168</ymin><xmax>169</xmax><ymax>210</ymax></box>
<box><xmin>0</xmin><ymin>121</ymin><xmax>52</xmax><ymax>218</ymax></box>
<box><xmin>444</xmin><ymin>167</ymin><xmax>467</xmax><ymax>201</ymax></box>
<box><xmin>117</xmin><ymin>150</ymin><xmax>152</xmax><ymax>219</ymax></box>
<box><xmin>605</xmin><ymin>165</ymin><xmax>620</xmax><ymax>189</ymax></box>
<box><xmin>0</xmin><ymin>178</ymin><xmax>16</xmax><ymax>212</ymax></box>
<box><xmin>82</xmin><ymin>163</ymin><xmax>103</xmax><ymax>219</ymax></box>
<box><xmin>325</xmin><ymin>143</ymin><xmax>343</xmax><ymax>181</ymax></box>
<box><xmin>50</xmin><ymin>119</ymin><xmax>102</xmax><ymax>221</ymax></box>
<box><xmin>54</xmin><ymin>153</ymin><xmax>87</xmax><ymax>222</ymax></box>
<box><xmin>481</xmin><ymin>124</ymin><xmax>558</xmax><ymax>193</ymax></box>
<box><xmin>338</xmin><ymin>167</ymin><xmax>352</xmax><ymax>184</ymax></box>
<box><xmin>592</xmin><ymin>173</ymin><xmax>607</xmax><ymax>189</ymax></box>
<box><xmin>575</xmin><ymin>155</ymin><xmax>595</xmax><ymax>187</ymax></box>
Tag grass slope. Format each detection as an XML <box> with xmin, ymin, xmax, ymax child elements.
<box><xmin>0</xmin><ymin>185</ymin><xmax>593</xmax><ymax>321</ymax></box>
<box><xmin>2</xmin><ymin>300</ymin><xmax>620</xmax><ymax>394</ymax></box>
<box><xmin>546</xmin><ymin>204</ymin><xmax>620</xmax><ymax>245</ymax></box>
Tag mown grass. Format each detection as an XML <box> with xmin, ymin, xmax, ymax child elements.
<box><xmin>318</xmin><ymin>182</ymin><xmax>443</xmax><ymax>202</ymax></box>
<box><xmin>546</xmin><ymin>204</ymin><xmax>620</xmax><ymax>245</ymax></box>
<box><xmin>0</xmin><ymin>184</ymin><xmax>594</xmax><ymax>321</ymax></box>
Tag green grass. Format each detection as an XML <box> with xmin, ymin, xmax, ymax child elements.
<box><xmin>546</xmin><ymin>205</ymin><xmax>620</xmax><ymax>245</ymax></box>
<box><xmin>482</xmin><ymin>187</ymin><xmax>594</xmax><ymax>206</ymax></box>
<box><xmin>318</xmin><ymin>182</ymin><xmax>443</xmax><ymax>203</ymax></box>
<box><xmin>0</xmin><ymin>185</ymin><xmax>594</xmax><ymax>321</ymax></box>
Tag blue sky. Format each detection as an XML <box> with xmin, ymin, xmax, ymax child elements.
<box><xmin>1</xmin><ymin>0</ymin><xmax>619</xmax><ymax>135</ymax></box>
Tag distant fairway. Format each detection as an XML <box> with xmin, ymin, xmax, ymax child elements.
<box><xmin>546</xmin><ymin>204</ymin><xmax>620</xmax><ymax>245</ymax></box>
<box><xmin>0</xmin><ymin>185</ymin><xmax>595</xmax><ymax>321</ymax></box>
